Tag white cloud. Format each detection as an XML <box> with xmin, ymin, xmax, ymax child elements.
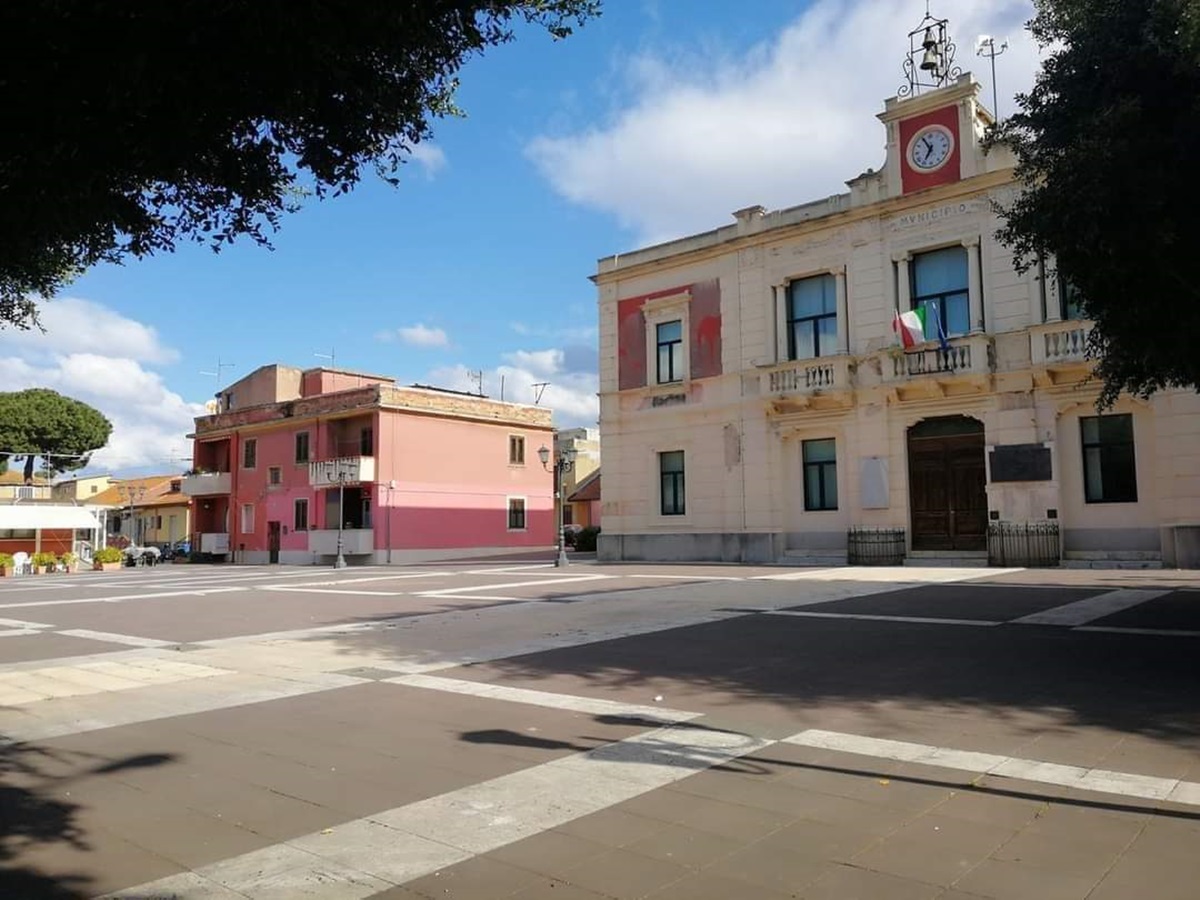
<box><xmin>394</xmin><ymin>324</ymin><xmax>450</xmax><ymax>348</ymax></box>
<box><xmin>528</xmin><ymin>0</ymin><xmax>1042</xmax><ymax>245</ymax></box>
<box><xmin>503</xmin><ymin>349</ymin><xmax>563</xmax><ymax>377</ymax></box>
<box><xmin>0</xmin><ymin>296</ymin><xmax>178</xmax><ymax>364</ymax></box>
<box><xmin>407</xmin><ymin>142</ymin><xmax>448</xmax><ymax>178</ymax></box>
<box><xmin>428</xmin><ymin>344</ymin><xmax>598</xmax><ymax>428</ymax></box>
<box><xmin>0</xmin><ymin>303</ymin><xmax>202</xmax><ymax>474</ymax></box>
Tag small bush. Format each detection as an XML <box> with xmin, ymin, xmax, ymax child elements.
<box><xmin>32</xmin><ymin>551</ymin><xmax>58</xmax><ymax>568</ymax></box>
<box><xmin>0</xmin><ymin>552</ymin><xmax>13</xmax><ymax>568</ymax></box>
<box><xmin>574</xmin><ymin>526</ymin><xmax>601</xmax><ymax>552</ymax></box>
<box><xmin>93</xmin><ymin>546</ymin><xmax>124</xmax><ymax>564</ymax></box>
<box><xmin>60</xmin><ymin>551</ymin><xmax>78</xmax><ymax>565</ymax></box>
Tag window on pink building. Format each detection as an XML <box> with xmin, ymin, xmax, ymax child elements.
<box><xmin>295</xmin><ymin>432</ymin><xmax>310</xmax><ymax>463</ymax></box>
<box><xmin>509</xmin><ymin>435</ymin><xmax>526</xmax><ymax>465</ymax></box>
<box><xmin>243</xmin><ymin>439</ymin><xmax>257</xmax><ymax>469</ymax></box>
<box><xmin>507</xmin><ymin>497</ymin><xmax>526</xmax><ymax>531</ymax></box>
<box><xmin>294</xmin><ymin>499</ymin><xmax>309</xmax><ymax>532</ymax></box>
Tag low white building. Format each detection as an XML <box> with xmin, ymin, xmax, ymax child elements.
<box><xmin>594</xmin><ymin>61</ymin><xmax>1200</xmax><ymax>568</ymax></box>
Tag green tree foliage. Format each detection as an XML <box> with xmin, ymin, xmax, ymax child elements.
<box><xmin>992</xmin><ymin>0</ymin><xmax>1200</xmax><ymax>404</ymax></box>
<box><xmin>0</xmin><ymin>1</ymin><xmax>599</xmax><ymax>329</ymax></box>
<box><xmin>0</xmin><ymin>390</ymin><xmax>113</xmax><ymax>483</ymax></box>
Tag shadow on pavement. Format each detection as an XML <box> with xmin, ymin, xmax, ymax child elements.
<box><xmin>0</xmin><ymin>734</ymin><xmax>178</xmax><ymax>899</ymax></box>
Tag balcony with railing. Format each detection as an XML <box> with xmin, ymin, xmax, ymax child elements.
<box><xmin>308</xmin><ymin>456</ymin><xmax>376</xmax><ymax>488</ymax></box>
<box><xmin>308</xmin><ymin>529</ymin><xmax>374</xmax><ymax>555</ymax></box>
<box><xmin>1031</xmin><ymin>320</ymin><xmax>1094</xmax><ymax>367</ymax></box>
<box><xmin>762</xmin><ymin>355</ymin><xmax>854</xmax><ymax>396</ymax></box>
<box><xmin>181</xmin><ymin>472</ymin><xmax>232</xmax><ymax>496</ymax></box>
<box><xmin>882</xmin><ymin>334</ymin><xmax>993</xmax><ymax>383</ymax></box>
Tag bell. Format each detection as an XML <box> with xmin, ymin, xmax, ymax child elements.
<box><xmin>921</xmin><ymin>26</ymin><xmax>938</xmax><ymax>50</ymax></box>
<box><xmin>920</xmin><ymin>45</ymin><xmax>941</xmax><ymax>72</ymax></box>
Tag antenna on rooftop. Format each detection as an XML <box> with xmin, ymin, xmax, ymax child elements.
<box><xmin>468</xmin><ymin>369</ymin><xmax>484</xmax><ymax>396</ymax></box>
<box><xmin>532</xmin><ymin>382</ymin><xmax>550</xmax><ymax>405</ymax></box>
<box><xmin>199</xmin><ymin>357</ymin><xmax>236</xmax><ymax>388</ymax></box>
<box><xmin>315</xmin><ymin>347</ymin><xmax>336</xmax><ymax>369</ymax></box>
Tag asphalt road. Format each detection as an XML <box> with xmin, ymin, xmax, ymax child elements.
<box><xmin>1</xmin><ymin>559</ymin><xmax>1197</xmax><ymax>899</ymax></box>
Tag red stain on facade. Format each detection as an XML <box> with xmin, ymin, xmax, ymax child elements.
<box><xmin>899</xmin><ymin>104</ymin><xmax>961</xmax><ymax>195</ymax></box>
<box><xmin>617</xmin><ymin>282</ymin><xmax>724</xmax><ymax>387</ymax></box>
<box><xmin>617</xmin><ymin>296</ymin><xmax>648</xmax><ymax>390</ymax></box>
<box><xmin>690</xmin><ymin>280</ymin><xmax>723</xmax><ymax>379</ymax></box>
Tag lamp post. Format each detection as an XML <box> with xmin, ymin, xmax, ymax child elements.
<box><xmin>119</xmin><ymin>484</ymin><xmax>146</xmax><ymax>546</ymax></box>
<box><xmin>538</xmin><ymin>443</ymin><xmax>576</xmax><ymax>568</ymax></box>
<box><xmin>332</xmin><ymin>467</ymin><xmax>348</xmax><ymax>569</ymax></box>
<box><xmin>384</xmin><ymin>479</ymin><xmax>396</xmax><ymax>565</ymax></box>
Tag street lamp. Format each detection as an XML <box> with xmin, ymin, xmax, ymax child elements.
<box><xmin>384</xmin><ymin>479</ymin><xmax>396</xmax><ymax>565</ymax></box>
<box><xmin>332</xmin><ymin>467</ymin><xmax>349</xmax><ymax>569</ymax></box>
<box><xmin>118</xmin><ymin>484</ymin><xmax>146</xmax><ymax>546</ymax></box>
<box><xmin>538</xmin><ymin>443</ymin><xmax>577</xmax><ymax>567</ymax></box>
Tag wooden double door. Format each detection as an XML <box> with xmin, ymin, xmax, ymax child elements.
<box><xmin>908</xmin><ymin>417</ymin><xmax>987</xmax><ymax>551</ymax></box>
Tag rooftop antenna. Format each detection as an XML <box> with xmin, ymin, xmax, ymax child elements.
<box><xmin>532</xmin><ymin>382</ymin><xmax>550</xmax><ymax>405</ymax></box>
<box><xmin>976</xmin><ymin>34</ymin><xmax>1009</xmax><ymax>121</ymax></box>
<box><xmin>468</xmin><ymin>369</ymin><xmax>484</xmax><ymax>397</ymax></box>
<box><xmin>199</xmin><ymin>357</ymin><xmax>236</xmax><ymax>389</ymax></box>
<box><xmin>314</xmin><ymin>348</ymin><xmax>336</xmax><ymax>370</ymax></box>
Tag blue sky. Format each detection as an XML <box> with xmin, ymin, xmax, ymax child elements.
<box><xmin>0</xmin><ymin>0</ymin><xmax>1040</xmax><ymax>475</ymax></box>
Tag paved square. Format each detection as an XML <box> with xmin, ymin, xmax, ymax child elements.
<box><xmin>0</xmin><ymin>560</ymin><xmax>1197</xmax><ymax>898</ymax></box>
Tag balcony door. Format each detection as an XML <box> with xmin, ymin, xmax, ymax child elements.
<box><xmin>907</xmin><ymin>416</ymin><xmax>987</xmax><ymax>551</ymax></box>
<box><xmin>267</xmin><ymin>521</ymin><xmax>281</xmax><ymax>564</ymax></box>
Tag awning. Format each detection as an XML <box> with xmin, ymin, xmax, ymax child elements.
<box><xmin>0</xmin><ymin>505</ymin><xmax>102</xmax><ymax>530</ymax></box>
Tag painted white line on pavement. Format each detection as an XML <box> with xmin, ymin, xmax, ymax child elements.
<box><xmin>420</xmin><ymin>574</ymin><xmax>612</xmax><ymax>596</ymax></box>
<box><xmin>784</xmin><ymin>729</ymin><xmax>1200</xmax><ymax>806</ymax></box>
<box><xmin>55</xmin><ymin>629</ymin><xmax>176</xmax><ymax>648</ymax></box>
<box><xmin>753</xmin><ymin>567</ymin><xmax>1018</xmax><ymax>582</ymax></box>
<box><xmin>625</xmin><ymin>574</ymin><xmax>746</xmax><ymax>581</ymax></box>
<box><xmin>766</xmin><ymin>610</ymin><xmax>1000</xmax><ymax>627</ymax></box>
<box><xmin>0</xmin><ymin>586</ymin><xmax>246</xmax><ymax>610</ymax></box>
<box><xmin>422</xmin><ymin>594</ymin><xmax>524</xmax><ymax>602</ymax></box>
<box><xmin>266</xmin><ymin>572</ymin><xmax>455</xmax><ymax>589</ymax></box>
<box><xmin>389</xmin><ymin>672</ymin><xmax>698</xmax><ymax>723</ymax></box>
<box><xmin>0</xmin><ymin>628</ymin><xmax>43</xmax><ymax>638</ymax></box>
<box><xmin>102</xmin><ymin>721</ymin><xmax>772</xmax><ymax>900</ymax></box>
<box><xmin>1012</xmin><ymin>589</ymin><xmax>1171</xmax><ymax>627</ymax></box>
<box><xmin>263</xmin><ymin>587</ymin><xmax>410</xmax><ymax>597</ymax></box>
<box><xmin>0</xmin><ymin>616</ymin><xmax>54</xmax><ymax>629</ymax></box>
<box><xmin>1074</xmin><ymin>626</ymin><xmax>1200</xmax><ymax>638</ymax></box>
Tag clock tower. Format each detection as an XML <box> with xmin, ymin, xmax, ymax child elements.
<box><xmin>876</xmin><ymin>9</ymin><xmax>995</xmax><ymax>198</ymax></box>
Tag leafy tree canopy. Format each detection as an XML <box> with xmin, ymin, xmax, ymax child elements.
<box><xmin>0</xmin><ymin>389</ymin><xmax>113</xmax><ymax>483</ymax></box>
<box><xmin>992</xmin><ymin>0</ymin><xmax>1200</xmax><ymax>405</ymax></box>
<box><xmin>0</xmin><ymin>1</ymin><xmax>599</xmax><ymax>329</ymax></box>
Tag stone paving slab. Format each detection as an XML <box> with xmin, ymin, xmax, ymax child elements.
<box><xmin>0</xmin><ymin>631</ymin><xmax>130</xmax><ymax>665</ymax></box>
<box><xmin>1084</xmin><ymin>589</ymin><xmax>1200</xmax><ymax>631</ymax></box>
<box><xmin>783</xmin><ymin>584</ymin><xmax>1101</xmax><ymax>621</ymax></box>
<box><xmin>438</xmin><ymin>612</ymin><xmax>1200</xmax><ymax>764</ymax></box>
<box><xmin>3</xmin><ymin>682</ymin><xmax>660</xmax><ymax>897</ymax></box>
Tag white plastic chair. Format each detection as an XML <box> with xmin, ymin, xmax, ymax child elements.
<box><xmin>11</xmin><ymin>551</ymin><xmax>31</xmax><ymax>575</ymax></box>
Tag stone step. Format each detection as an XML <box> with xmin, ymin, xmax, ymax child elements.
<box><xmin>1062</xmin><ymin>550</ymin><xmax>1163</xmax><ymax>570</ymax></box>
<box><xmin>779</xmin><ymin>550</ymin><xmax>847</xmax><ymax>568</ymax></box>
<box><xmin>903</xmin><ymin>552</ymin><xmax>989</xmax><ymax>568</ymax></box>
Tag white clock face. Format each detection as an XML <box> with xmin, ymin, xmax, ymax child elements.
<box><xmin>909</xmin><ymin>126</ymin><xmax>953</xmax><ymax>171</ymax></box>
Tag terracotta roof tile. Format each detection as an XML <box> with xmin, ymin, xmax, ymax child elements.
<box><xmin>568</xmin><ymin>470</ymin><xmax>601</xmax><ymax>502</ymax></box>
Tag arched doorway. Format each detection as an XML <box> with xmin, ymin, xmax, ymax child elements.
<box><xmin>907</xmin><ymin>415</ymin><xmax>987</xmax><ymax>551</ymax></box>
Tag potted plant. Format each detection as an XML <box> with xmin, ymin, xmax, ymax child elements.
<box><xmin>0</xmin><ymin>553</ymin><xmax>13</xmax><ymax>577</ymax></box>
<box><xmin>60</xmin><ymin>551</ymin><xmax>79</xmax><ymax>573</ymax></box>
<box><xmin>92</xmin><ymin>546</ymin><xmax>124</xmax><ymax>572</ymax></box>
<box><xmin>31</xmin><ymin>551</ymin><xmax>58</xmax><ymax>574</ymax></box>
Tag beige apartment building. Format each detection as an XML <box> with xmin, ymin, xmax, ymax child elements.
<box><xmin>595</xmin><ymin>73</ymin><xmax>1200</xmax><ymax>568</ymax></box>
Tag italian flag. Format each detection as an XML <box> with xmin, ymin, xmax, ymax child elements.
<box><xmin>893</xmin><ymin>308</ymin><xmax>927</xmax><ymax>348</ymax></box>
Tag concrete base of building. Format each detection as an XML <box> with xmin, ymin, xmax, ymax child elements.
<box><xmin>1162</xmin><ymin>525</ymin><xmax>1200</xmax><ymax>569</ymax></box>
<box><xmin>598</xmin><ymin>532</ymin><xmax>784</xmax><ymax>564</ymax></box>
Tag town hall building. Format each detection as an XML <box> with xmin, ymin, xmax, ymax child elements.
<box><xmin>593</xmin><ymin>17</ymin><xmax>1200</xmax><ymax>568</ymax></box>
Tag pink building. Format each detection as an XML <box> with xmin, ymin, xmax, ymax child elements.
<box><xmin>184</xmin><ymin>365</ymin><xmax>555</xmax><ymax>565</ymax></box>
